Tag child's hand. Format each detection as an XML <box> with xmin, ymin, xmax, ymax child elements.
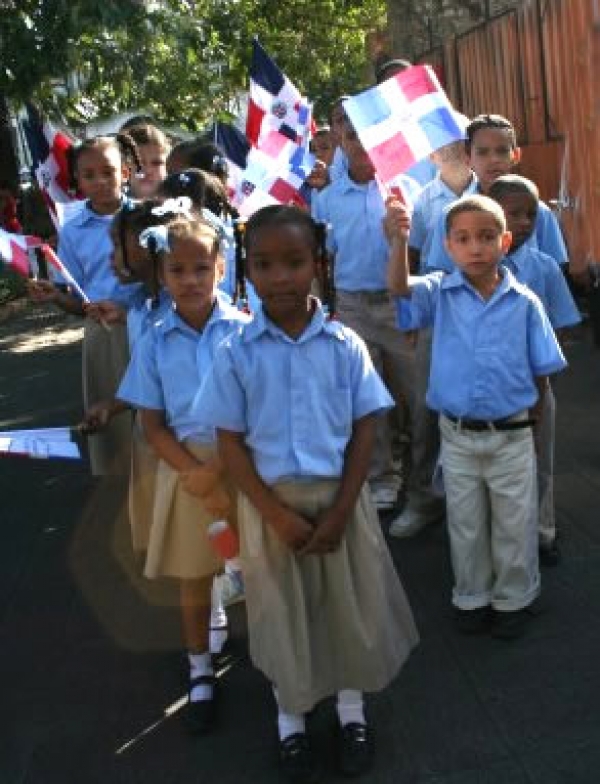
<box><xmin>270</xmin><ymin>507</ymin><xmax>314</xmax><ymax>551</ymax></box>
<box><xmin>84</xmin><ymin>300</ymin><xmax>126</xmax><ymax>325</ymax></box>
<box><xmin>181</xmin><ymin>461</ymin><xmax>222</xmax><ymax>498</ymax></box>
<box><xmin>383</xmin><ymin>198</ymin><xmax>411</xmax><ymax>243</ymax></box>
<box><xmin>299</xmin><ymin>508</ymin><xmax>347</xmax><ymax>555</ymax></box>
<box><xmin>80</xmin><ymin>400</ymin><xmax>116</xmax><ymax>433</ymax></box>
<box><xmin>201</xmin><ymin>485</ymin><xmax>231</xmax><ymax>518</ymax></box>
<box><xmin>27</xmin><ymin>279</ymin><xmax>59</xmax><ymax>304</ymax></box>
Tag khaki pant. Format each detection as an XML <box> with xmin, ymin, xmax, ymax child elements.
<box><xmin>440</xmin><ymin>414</ymin><xmax>540</xmax><ymax>612</ymax></box>
<box><xmin>335</xmin><ymin>290</ymin><xmax>414</xmax><ymax>491</ymax></box>
<box><xmin>538</xmin><ymin>385</ymin><xmax>556</xmax><ymax>546</ymax></box>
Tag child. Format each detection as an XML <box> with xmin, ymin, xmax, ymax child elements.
<box><xmin>390</xmin><ymin>130</ymin><xmax>475</xmax><ymax>539</ymax></box>
<box><xmin>489</xmin><ymin>175</ymin><xmax>580</xmax><ymax>565</ymax></box>
<box><xmin>313</xmin><ymin>118</ymin><xmax>419</xmax><ymax>512</ymax></box>
<box><xmin>117</xmin><ymin>209</ymin><xmax>249</xmax><ymax>734</ymax></box>
<box><xmin>387</xmin><ymin>194</ymin><xmax>567</xmax><ymax>640</ymax></box>
<box><xmin>125</xmin><ymin>124</ymin><xmax>170</xmax><ymax>199</ymax></box>
<box><xmin>193</xmin><ymin>205</ymin><xmax>418</xmax><ymax>780</ymax></box>
<box><xmin>27</xmin><ymin>134</ymin><xmax>141</xmax><ymax>475</ymax></box>
<box><xmin>425</xmin><ymin>114</ymin><xmax>569</xmax><ymax>274</ymax></box>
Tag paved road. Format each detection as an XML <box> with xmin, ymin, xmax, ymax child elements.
<box><xmin>1</xmin><ymin>306</ymin><xmax>600</xmax><ymax>783</ymax></box>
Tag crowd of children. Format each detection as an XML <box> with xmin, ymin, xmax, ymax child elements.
<box><xmin>20</xmin><ymin>78</ymin><xmax>580</xmax><ymax>781</ymax></box>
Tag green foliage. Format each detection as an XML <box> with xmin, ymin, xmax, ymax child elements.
<box><xmin>0</xmin><ymin>0</ymin><xmax>386</xmax><ymax>128</ymax></box>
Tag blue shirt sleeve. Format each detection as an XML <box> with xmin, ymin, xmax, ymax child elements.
<box><xmin>527</xmin><ymin>295</ymin><xmax>568</xmax><ymax>377</ymax></box>
<box><xmin>191</xmin><ymin>340</ymin><xmax>247</xmax><ymax>433</ymax></box>
<box><xmin>346</xmin><ymin>331</ymin><xmax>394</xmax><ymax>419</ymax></box>
<box><xmin>395</xmin><ymin>273</ymin><xmax>442</xmax><ymax>330</ymax></box>
<box><xmin>543</xmin><ymin>258</ymin><xmax>581</xmax><ymax>328</ymax></box>
<box><xmin>117</xmin><ymin>331</ymin><xmax>165</xmax><ymax>410</ymax></box>
<box><xmin>408</xmin><ymin>198</ymin><xmax>427</xmax><ymax>251</ymax></box>
<box><xmin>311</xmin><ymin>189</ymin><xmax>337</xmax><ymax>254</ymax></box>
<box><xmin>423</xmin><ymin>212</ymin><xmax>455</xmax><ymax>273</ymax></box>
<box><xmin>536</xmin><ymin>203</ymin><xmax>568</xmax><ymax>265</ymax></box>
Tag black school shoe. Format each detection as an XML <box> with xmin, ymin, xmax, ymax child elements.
<box><xmin>454</xmin><ymin>606</ymin><xmax>493</xmax><ymax>634</ymax></box>
<box><xmin>337</xmin><ymin>722</ymin><xmax>374</xmax><ymax>778</ymax></box>
<box><xmin>279</xmin><ymin>733</ymin><xmax>321</xmax><ymax>784</ymax></box>
<box><xmin>184</xmin><ymin>674</ymin><xmax>218</xmax><ymax>735</ymax></box>
<box><xmin>491</xmin><ymin>608</ymin><xmax>532</xmax><ymax>640</ymax></box>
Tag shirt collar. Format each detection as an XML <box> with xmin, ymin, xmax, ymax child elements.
<box><xmin>338</xmin><ymin>169</ymin><xmax>376</xmax><ymax>195</ymax></box>
<box><xmin>74</xmin><ymin>196</ymin><xmax>132</xmax><ymax>227</ymax></box>
<box><xmin>441</xmin><ymin>266</ymin><xmax>520</xmax><ymax>299</ymax></box>
<box><xmin>242</xmin><ymin>298</ymin><xmax>346</xmax><ymax>344</ymax></box>
<box><xmin>157</xmin><ymin>291</ymin><xmax>236</xmax><ymax>337</ymax></box>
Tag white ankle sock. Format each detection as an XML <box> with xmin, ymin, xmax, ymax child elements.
<box><xmin>273</xmin><ymin>686</ymin><xmax>305</xmax><ymax>740</ymax></box>
<box><xmin>188</xmin><ymin>651</ymin><xmax>213</xmax><ymax>701</ymax></box>
<box><xmin>336</xmin><ymin>689</ymin><xmax>365</xmax><ymax>726</ymax></box>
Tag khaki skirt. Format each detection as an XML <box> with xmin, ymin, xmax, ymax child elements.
<box><xmin>238</xmin><ymin>480</ymin><xmax>419</xmax><ymax>714</ymax></box>
<box><xmin>145</xmin><ymin>442</ymin><xmax>236</xmax><ymax>581</ymax></box>
<box><xmin>82</xmin><ymin>318</ymin><xmax>132</xmax><ymax>476</ymax></box>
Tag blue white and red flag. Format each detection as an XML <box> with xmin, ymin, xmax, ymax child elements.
<box><xmin>246</xmin><ymin>38</ymin><xmax>314</xmax><ymax>149</ymax></box>
<box><xmin>22</xmin><ymin>104</ymin><xmax>84</xmax><ymax>228</ymax></box>
<box><xmin>0</xmin><ymin>228</ymin><xmax>41</xmax><ymax>277</ymax></box>
<box><xmin>343</xmin><ymin>65</ymin><xmax>466</xmax><ymax>185</ymax></box>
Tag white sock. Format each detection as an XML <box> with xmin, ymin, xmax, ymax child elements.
<box><xmin>188</xmin><ymin>651</ymin><xmax>213</xmax><ymax>701</ymax></box>
<box><xmin>337</xmin><ymin>689</ymin><xmax>365</xmax><ymax>727</ymax></box>
<box><xmin>273</xmin><ymin>686</ymin><xmax>305</xmax><ymax>740</ymax></box>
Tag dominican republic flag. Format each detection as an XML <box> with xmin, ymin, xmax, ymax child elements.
<box><xmin>22</xmin><ymin>104</ymin><xmax>84</xmax><ymax>228</ymax></box>
<box><xmin>246</xmin><ymin>39</ymin><xmax>314</xmax><ymax>149</ymax></box>
<box><xmin>235</xmin><ymin>134</ymin><xmax>315</xmax><ymax>216</ymax></box>
<box><xmin>41</xmin><ymin>245</ymin><xmax>90</xmax><ymax>302</ymax></box>
<box><xmin>209</xmin><ymin>122</ymin><xmax>251</xmax><ymax>203</ymax></box>
<box><xmin>0</xmin><ymin>228</ymin><xmax>42</xmax><ymax>277</ymax></box>
<box><xmin>343</xmin><ymin>65</ymin><xmax>466</xmax><ymax>185</ymax></box>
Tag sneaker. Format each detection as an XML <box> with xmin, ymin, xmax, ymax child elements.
<box><xmin>214</xmin><ymin>570</ymin><xmax>245</xmax><ymax>608</ymax></box>
<box><xmin>279</xmin><ymin>733</ymin><xmax>321</xmax><ymax>783</ymax></box>
<box><xmin>370</xmin><ymin>486</ymin><xmax>397</xmax><ymax>510</ymax></box>
<box><xmin>454</xmin><ymin>606</ymin><xmax>493</xmax><ymax>634</ymax></box>
<box><xmin>388</xmin><ymin>506</ymin><xmax>429</xmax><ymax>538</ymax></box>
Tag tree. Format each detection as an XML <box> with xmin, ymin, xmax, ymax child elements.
<box><xmin>0</xmin><ymin>0</ymin><xmax>387</xmax><ymax>129</ymax></box>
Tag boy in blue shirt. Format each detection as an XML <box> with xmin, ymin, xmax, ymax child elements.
<box><xmin>424</xmin><ymin>114</ymin><xmax>569</xmax><ymax>274</ymax></box>
<box><xmin>387</xmin><ymin>194</ymin><xmax>567</xmax><ymax>639</ymax></box>
<box><xmin>489</xmin><ymin>175</ymin><xmax>580</xmax><ymax>566</ymax></box>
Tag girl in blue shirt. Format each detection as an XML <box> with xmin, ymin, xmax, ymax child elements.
<box><xmin>117</xmin><ymin>210</ymin><xmax>248</xmax><ymax>735</ymax></box>
<box><xmin>194</xmin><ymin>206</ymin><xmax>418</xmax><ymax>781</ymax></box>
<box><xmin>28</xmin><ymin>134</ymin><xmax>141</xmax><ymax>475</ymax></box>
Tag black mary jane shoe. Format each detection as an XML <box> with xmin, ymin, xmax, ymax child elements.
<box><xmin>337</xmin><ymin>722</ymin><xmax>374</xmax><ymax>778</ymax></box>
<box><xmin>184</xmin><ymin>674</ymin><xmax>218</xmax><ymax>735</ymax></box>
<box><xmin>279</xmin><ymin>732</ymin><xmax>321</xmax><ymax>784</ymax></box>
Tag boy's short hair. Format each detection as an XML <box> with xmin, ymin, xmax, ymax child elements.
<box><xmin>375</xmin><ymin>58</ymin><xmax>412</xmax><ymax>83</ymax></box>
<box><xmin>488</xmin><ymin>174</ymin><xmax>539</xmax><ymax>203</ymax></box>
<box><xmin>466</xmin><ymin>114</ymin><xmax>517</xmax><ymax>153</ymax></box>
<box><xmin>445</xmin><ymin>194</ymin><xmax>507</xmax><ymax>235</ymax></box>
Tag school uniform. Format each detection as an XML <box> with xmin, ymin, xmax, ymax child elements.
<box><xmin>193</xmin><ymin>302</ymin><xmax>418</xmax><ymax>714</ymax></box>
<box><xmin>398</xmin><ymin>268</ymin><xmax>567</xmax><ymax>611</ymax></box>
<box><xmin>57</xmin><ymin>200</ymin><xmax>142</xmax><ymax>475</ymax></box>
<box><xmin>117</xmin><ymin>293</ymin><xmax>249</xmax><ymax>579</ymax></box>
<box><xmin>313</xmin><ymin>172</ymin><xmax>417</xmax><ymax>500</ymax></box>
<box><xmin>424</xmin><ymin>199</ymin><xmax>569</xmax><ymax>274</ymax></box>
<box><xmin>504</xmin><ymin>245</ymin><xmax>581</xmax><ymax>548</ymax></box>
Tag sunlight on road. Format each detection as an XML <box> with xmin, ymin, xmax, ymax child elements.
<box><xmin>0</xmin><ymin>325</ymin><xmax>83</xmax><ymax>354</ymax></box>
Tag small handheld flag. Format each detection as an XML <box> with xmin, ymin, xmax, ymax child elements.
<box><xmin>343</xmin><ymin>65</ymin><xmax>466</xmax><ymax>185</ymax></box>
<box><xmin>41</xmin><ymin>244</ymin><xmax>90</xmax><ymax>302</ymax></box>
<box><xmin>0</xmin><ymin>228</ymin><xmax>42</xmax><ymax>277</ymax></box>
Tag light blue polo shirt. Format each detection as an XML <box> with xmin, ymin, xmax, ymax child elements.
<box><xmin>56</xmin><ymin>200</ymin><xmax>142</xmax><ymax>307</ymax></box>
<box><xmin>424</xmin><ymin>199</ymin><xmax>569</xmax><ymax>273</ymax></box>
<box><xmin>409</xmin><ymin>173</ymin><xmax>478</xmax><ymax>270</ymax></box>
<box><xmin>312</xmin><ymin>172</ymin><xmax>390</xmax><ymax>291</ymax></box>
<box><xmin>118</xmin><ymin>292</ymin><xmax>249</xmax><ymax>443</ymax></box>
<box><xmin>503</xmin><ymin>245</ymin><xmax>580</xmax><ymax>329</ymax></box>
<box><xmin>396</xmin><ymin>268</ymin><xmax>567</xmax><ymax>420</ymax></box>
<box><xmin>192</xmin><ymin>301</ymin><xmax>394</xmax><ymax>484</ymax></box>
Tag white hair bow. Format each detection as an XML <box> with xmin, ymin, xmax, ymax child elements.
<box><xmin>139</xmin><ymin>225</ymin><xmax>170</xmax><ymax>252</ymax></box>
<box><xmin>201</xmin><ymin>208</ymin><xmax>227</xmax><ymax>242</ymax></box>
<box><xmin>151</xmin><ymin>196</ymin><xmax>194</xmax><ymax>218</ymax></box>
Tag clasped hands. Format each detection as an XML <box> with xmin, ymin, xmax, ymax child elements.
<box><xmin>180</xmin><ymin>456</ymin><xmax>231</xmax><ymax>518</ymax></box>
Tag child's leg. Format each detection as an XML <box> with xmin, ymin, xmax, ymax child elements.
<box><xmin>537</xmin><ymin>385</ymin><xmax>557</xmax><ymax>557</ymax></box>
<box><xmin>439</xmin><ymin>416</ymin><xmax>493</xmax><ymax>611</ymax></box>
<box><xmin>486</xmin><ymin>428</ymin><xmax>540</xmax><ymax>612</ymax></box>
<box><xmin>180</xmin><ymin>576</ymin><xmax>213</xmax><ymax>654</ymax></box>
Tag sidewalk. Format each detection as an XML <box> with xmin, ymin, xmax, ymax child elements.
<box><xmin>1</xmin><ymin>308</ymin><xmax>599</xmax><ymax>784</ymax></box>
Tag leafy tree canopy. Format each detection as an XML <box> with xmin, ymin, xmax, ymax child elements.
<box><xmin>0</xmin><ymin>0</ymin><xmax>386</xmax><ymax>129</ymax></box>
